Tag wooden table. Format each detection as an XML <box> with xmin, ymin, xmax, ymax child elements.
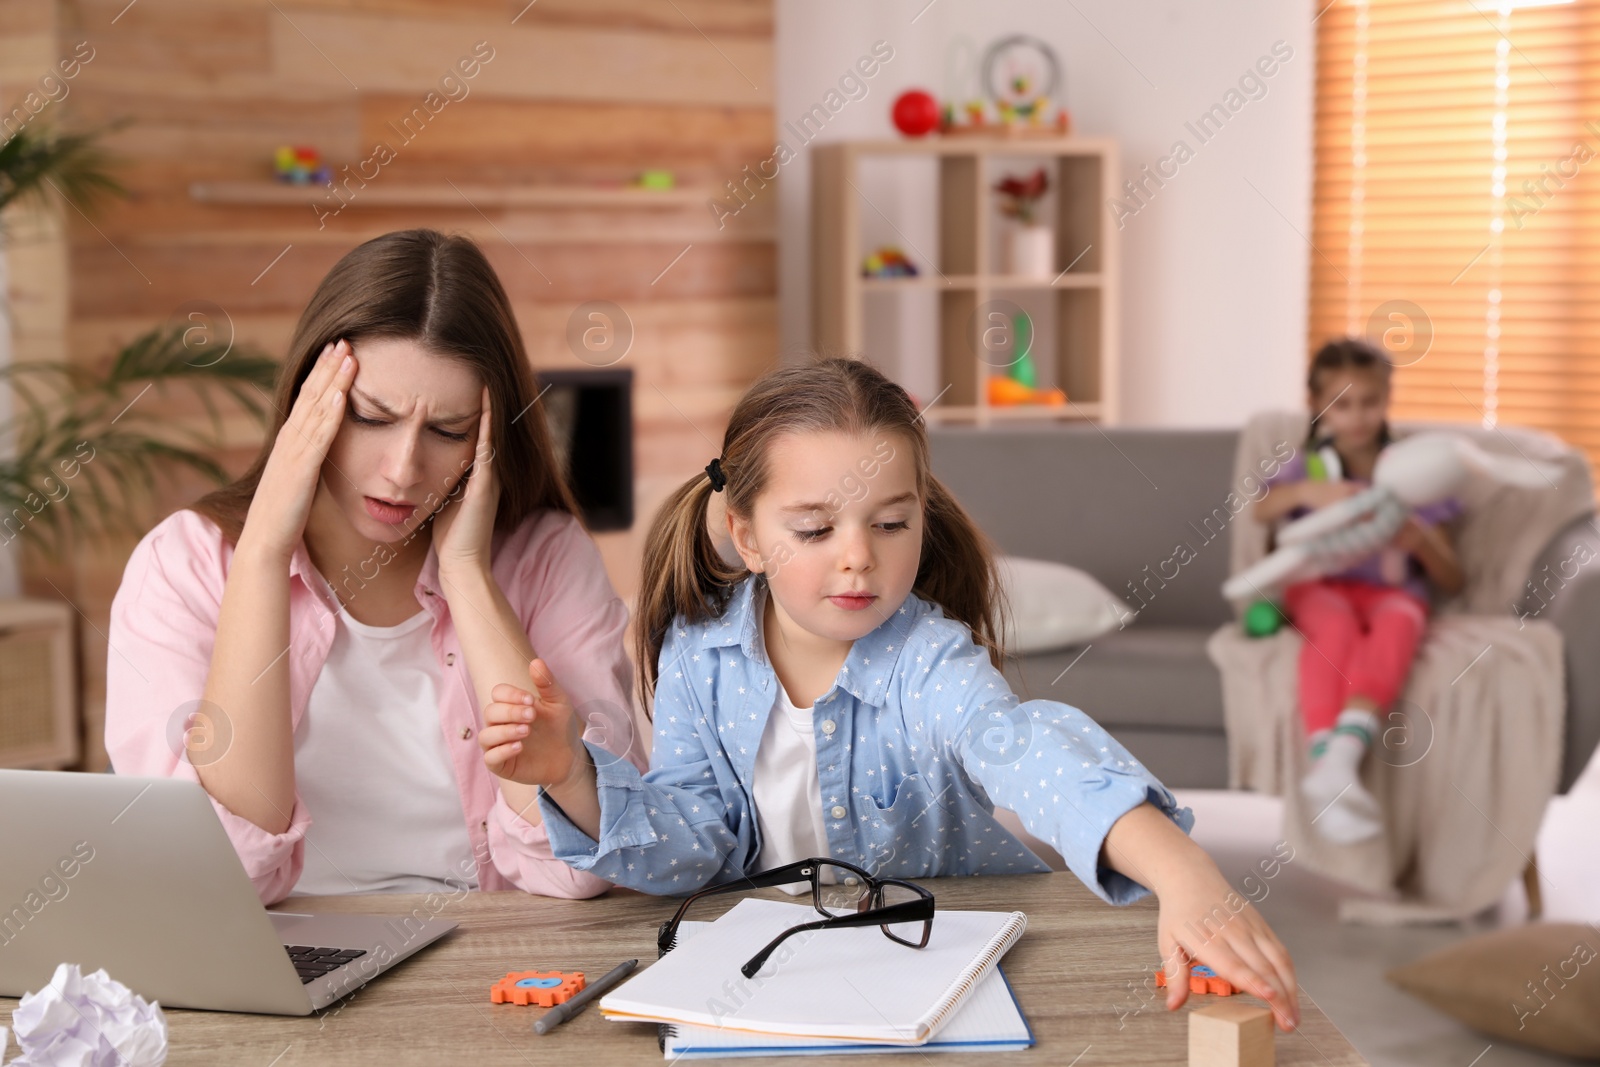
<box><xmin>4</xmin><ymin>873</ymin><xmax>1367</xmax><ymax>1064</ymax></box>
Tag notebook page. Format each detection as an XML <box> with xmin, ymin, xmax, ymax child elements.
<box><xmin>600</xmin><ymin>898</ymin><xmax>1027</xmax><ymax>1044</ymax></box>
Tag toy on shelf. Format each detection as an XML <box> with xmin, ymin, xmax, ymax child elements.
<box><xmin>632</xmin><ymin>169</ymin><xmax>676</xmax><ymax>190</ymax></box>
<box><xmin>272</xmin><ymin>145</ymin><xmax>331</xmax><ymax>185</ymax></box>
<box><xmin>987</xmin><ymin>311</ymin><xmax>1064</xmax><ymax>405</ymax></box>
<box><xmin>1155</xmin><ymin>963</ymin><xmax>1237</xmax><ymax>997</ymax></box>
<box><xmin>862</xmin><ymin>246</ymin><xmax>919</xmax><ymax>278</ymax></box>
<box><xmin>1222</xmin><ymin>433</ymin><xmax>1563</xmax><ymax>601</ymax></box>
<box><xmin>940</xmin><ymin>34</ymin><xmax>1071</xmax><ymax>137</ymax></box>
<box><xmin>891</xmin><ymin>89</ymin><xmax>942</xmax><ymax>138</ymax></box>
<box><xmin>988</xmin><ymin>376</ymin><xmax>1065</xmax><ymax>407</ymax></box>
<box><xmin>1189</xmin><ymin>1000</ymin><xmax>1275</xmax><ymax>1067</ymax></box>
<box><xmin>1009</xmin><ymin>312</ymin><xmax>1038</xmax><ymax>387</ymax></box>
<box><xmin>489</xmin><ymin>970</ymin><xmax>586</xmax><ymax>1007</ymax></box>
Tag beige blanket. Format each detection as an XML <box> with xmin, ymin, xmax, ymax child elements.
<box><xmin>1208</xmin><ymin>411</ymin><xmax>1590</xmax><ymax>923</ymax></box>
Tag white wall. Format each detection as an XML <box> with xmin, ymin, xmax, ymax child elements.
<box><xmin>774</xmin><ymin>0</ymin><xmax>1314</xmax><ymax>427</ymax></box>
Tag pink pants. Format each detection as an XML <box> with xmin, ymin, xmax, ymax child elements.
<box><xmin>1282</xmin><ymin>578</ymin><xmax>1429</xmax><ymax>735</ymax></box>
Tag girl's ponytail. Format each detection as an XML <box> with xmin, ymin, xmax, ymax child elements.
<box><xmin>635</xmin><ymin>468</ymin><xmax>745</xmax><ymax>714</ymax></box>
<box><xmin>916</xmin><ymin>474</ymin><xmax>1007</xmax><ymax>670</ymax></box>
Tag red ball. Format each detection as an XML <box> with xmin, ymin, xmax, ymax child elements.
<box><xmin>892</xmin><ymin>90</ymin><xmax>941</xmax><ymax>137</ymax></box>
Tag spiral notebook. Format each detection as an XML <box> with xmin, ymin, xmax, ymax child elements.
<box><xmin>599</xmin><ymin>898</ymin><xmax>1028</xmax><ymax>1046</ymax></box>
<box><xmin>659</xmin><ymin>963</ymin><xmax>1034</xmax><ymax>1058</ymax></box>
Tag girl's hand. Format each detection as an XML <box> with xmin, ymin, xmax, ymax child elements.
<box><xmin>1156</xmin><ymin>863</ymin><xmax>1300</xmax><ymax>1030</ymax></box>
<box><xmin>1102</xmin><ymin>804</ymin><xmax>1299</xmax><ymax>1030</ymax></box>
<box><xmin>239</xmin><ymin>340</ymin><xmax>357</xmax><ymax>562</ymax></box>
<box><xmin>1390</xmin><ymin>515</ymin><xmax>1428</xmax><ymax>552</ymax></box>
<box><xmin>478</xmin><ymin>658</ymin><xmax>585</xmax><ymax>787</ymax></box>
<box><xmin>1297</xmin><ymin>479</ymin><xmax>1359</xmax><ymax>510</ymax></box>
<box><xmin>432</xmin><ymin>386</ymin><xmax>498</xmax><ymax>579</ymax></box>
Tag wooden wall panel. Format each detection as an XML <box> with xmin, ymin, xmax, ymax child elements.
<box><xmin>270</xmin><ymin>13</ymin><xmax>771</xmax><ymax>106</ymax></box>
<box><xmin>11</xmin><ymin>0</ymin><xmax>776</xmax><ymax>768</ymax></box>
<box><xmin>362</xmin><ymin>98</ymin><xmax>775</xmax><ymax>169</ymax></box>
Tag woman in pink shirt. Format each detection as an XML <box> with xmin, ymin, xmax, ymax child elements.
<box><xmin>105</xmin><ymin>229</ymin><xmax>644</xmax><ymax>904</ymax></box>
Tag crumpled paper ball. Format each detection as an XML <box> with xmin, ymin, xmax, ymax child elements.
<box><xmin>7</xmin><ymin>963</ymin><xmax>168</xmax><ymax>1066</ymax></box>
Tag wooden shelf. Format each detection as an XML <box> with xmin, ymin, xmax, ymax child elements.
<box><xmin>861</xmin><ymin>272</ymin><xmax>1103</xmax><ymax>291</ymax></box>
<box><xmin>832</xmin><ymin>136</ymin><xmax>1117</xmax><ymax>157</ymax></box>
<box><xmin>812</xmin><ymin>139</ymin><xmax>1119</xmax><ymax>424</ymax></box>
<box><xmin>189</xmin><ymin>181</ymin><xmax>708</xmax><ymax>210</ymax></box>
<box><xmin>924</xmin><ymin>402</ymin><xmax>1102</xmax><ymax>423</ymax></box>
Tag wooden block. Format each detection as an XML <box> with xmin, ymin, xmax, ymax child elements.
<box><xmin>1189</xmin><ymin>1001</ymin><xmax>1274</xmax><ymax>1067</ymax></box>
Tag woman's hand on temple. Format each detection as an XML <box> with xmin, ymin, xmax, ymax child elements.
<box><xmin>239</xmin><ymin>339</ymin><xmax>357</xmax><ymax>562</ymax></box>
<box><xmin>433</xmin><ymin>385</ymin><xmax>499</xmax><ymax>579</ymax></box>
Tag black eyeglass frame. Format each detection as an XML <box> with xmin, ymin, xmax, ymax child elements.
<box><xmin>656</xmin><ymin>857</ymin><xmax>935</xmax><ymax>979</ymax></box>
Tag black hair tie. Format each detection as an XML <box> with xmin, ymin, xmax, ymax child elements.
<box><xmin>705</xmin><ymin>458</ymin><xmax>727</xmax><ymax>492</ymax></box>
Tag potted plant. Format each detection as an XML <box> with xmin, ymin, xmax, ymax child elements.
<box><xmin>1</xmin><ymin>124</ymin><xmax>278</xmax><ymax>561</ymax></box>
<box><xmin>993</xmin><ymin>166</ymin><xmax>1053</xmax><ymax>278</ymax></box>
<box><xmin>0</xmin><ymin>326</ymin><xmax>278</xmax><ymax>553</ymax></box>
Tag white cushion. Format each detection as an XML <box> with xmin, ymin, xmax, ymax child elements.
<box><xmin>996</xmin><ymin>556</ymin><xmax>1126</xmax><ymax>654</ymax></box>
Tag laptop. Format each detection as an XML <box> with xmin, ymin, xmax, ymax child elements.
<box><xmin>0</xmin><ymin>770</ymin><xmax>456</xmax><ymax>1015</ymax></box>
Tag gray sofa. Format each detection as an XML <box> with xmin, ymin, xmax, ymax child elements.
<box><xmin>930</xmin><ymin>423</ymin><xmax>1600</xmax><ymax>794</ymax></box>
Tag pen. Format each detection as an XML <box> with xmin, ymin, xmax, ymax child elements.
<box><xmin>533</xmin><ymin>958</ymin><xmax>639</xmax><ymax>1035</ymax></box>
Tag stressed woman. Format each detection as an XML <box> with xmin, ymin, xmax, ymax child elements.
<box><xmin>105</xmin><ymin>229</ymin><xmax>644</xmax><ymax>904</ymax></box>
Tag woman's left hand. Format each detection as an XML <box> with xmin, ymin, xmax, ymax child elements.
<box><xmin>433</xmin><ymin>386</ymin><xmax>499</xmax><ymax>576</ymax></box>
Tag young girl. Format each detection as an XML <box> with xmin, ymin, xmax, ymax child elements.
<box><xmin>105</xmin><ymin>229</ymin><xmax>643</xmax><ymax>904</ymax></box>
<box><xmin>1255</xmin><ymin>339</ymin><xmax>1464</xmax><ymax>844</ymax></box>
<box><xmin>483</xmin><ymin>358</ymin><xmax>1299</xmax><ymax>1029</ymax></box>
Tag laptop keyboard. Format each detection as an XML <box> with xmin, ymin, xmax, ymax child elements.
<box><xmin>286</xmin><ymin>945</ymin><xmax>367</xmax><ymax>984</ymax></box>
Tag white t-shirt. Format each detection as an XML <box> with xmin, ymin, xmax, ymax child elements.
<box><xmin>291</xmin><ymin>601</ymin><xmax>479</xmax><ymax>896</ymax></box>
<box><xmin>752</xmin><ymin>614</ymin><xmax>834</xmax><ymax>895</ymax></box>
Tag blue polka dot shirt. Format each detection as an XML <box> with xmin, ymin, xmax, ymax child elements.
<box><xmin>538</xmin><ymin>575</ymin><xmax>1194</xmax><ymax>902</ymax></box>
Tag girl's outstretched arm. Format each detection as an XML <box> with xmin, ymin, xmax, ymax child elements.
<box><xmin>493</xmin><ymin>627</ymin><xmax>763</xmax><ymax>893</ymax></box>
<box><xmin>1101</xmin><ymin>803</ymin><xmax>1300</xmax><ymax>1031</ymax></box>
<box><xmin>905</xmin><ymin>610</ymin><xmax>1298</xmax><ymax>1029</ymax></box>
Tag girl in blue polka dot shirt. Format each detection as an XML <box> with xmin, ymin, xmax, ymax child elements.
<box><xmin>483</xmin><ymin>357</ymin><xmax>1299</xmax><ymax>1030</ymax></box>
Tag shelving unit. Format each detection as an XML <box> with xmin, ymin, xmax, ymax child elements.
<box><xmin>811</xmin><ymin>138</ymin><xmax>1118</xmax><ymax>424</ymax></box>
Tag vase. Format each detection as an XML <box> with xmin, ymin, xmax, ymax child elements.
<box><xmin>1003</xmin><ymin>224</ymin><xmax>1054</xmax><ymax>278</ymax></box>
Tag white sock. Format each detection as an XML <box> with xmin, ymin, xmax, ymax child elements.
<box><xmin>1301</xmin><ymin>708</ymin><xmax>1382</xmax><ymax>832</ymax></box>
<box><xmin>1313</xmin><ymin>791</ymin><xmax>1384</xmax><ymax>844</ymax></box>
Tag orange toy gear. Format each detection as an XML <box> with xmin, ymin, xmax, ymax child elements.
<box><xmin>490</xmin><ymin>970</ymin><xmax>587</xmax><ymax>1006</ymax></box>
<box><xmin>1154</xmin><ymin>964</ymin><xmax>1236</xmax><ymax>996</ymax></box>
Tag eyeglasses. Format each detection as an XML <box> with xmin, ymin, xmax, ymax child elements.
<box><xmin>657</xmin><ymin>858</ymin><xmax>935</xmax><ymax>979</ymax></box>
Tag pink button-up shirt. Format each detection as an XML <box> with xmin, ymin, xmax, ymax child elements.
<box><xmin>104</xmin><ymin>506</ymin><xmax>646</xmax><ymax>905</ymax></box>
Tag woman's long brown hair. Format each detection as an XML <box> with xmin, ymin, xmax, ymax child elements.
<box><xmin>634</xmin><ymin>356</ymin><xmax>1007</xmax><ymax>715</ymax></box>
<box><xmin>192</xmin><ymin>229</ymin><xmax>578</xmax><ymax>542</ymax></box>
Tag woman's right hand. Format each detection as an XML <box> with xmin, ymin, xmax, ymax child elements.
<box><xmin>239</xmin><ymin>339</ymin><xmax>357</xmax><ymax>562</ymax></box>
